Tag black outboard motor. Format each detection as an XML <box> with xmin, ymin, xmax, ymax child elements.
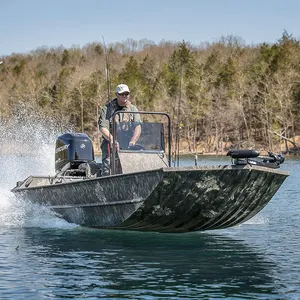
<box><xmin>227</xmin><ymin>149</ymin><xmax>285</xmax><ymax>169</ymax></box>
<box><xmin>55</xmin><ymin>133</ymin><xmax>101</xmax><ymax>177</ymax></box>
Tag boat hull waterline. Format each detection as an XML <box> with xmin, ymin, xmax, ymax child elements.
<box><xmin>11</xmin><ymin>165</ymin><xmax>288</xmax><ymax>233</ymax></box>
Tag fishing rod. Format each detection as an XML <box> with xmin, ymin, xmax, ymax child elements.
<box><xmin>96</xmin><ymin>37</ymin><xmax>112</xmax><ymax>151</ymax></box>
<box><xmin>102</xmin><ymin>36</ymin><xmax>111</xmax><ymax>103</ymax></box>
<box><xmin>174</xmin><ymin>64</ymin><xmax>183</xmax><ymax>167</ymax></box>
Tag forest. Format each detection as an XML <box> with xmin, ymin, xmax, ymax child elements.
<box><xmin>1</xmin><ymin>32</ymin><xmax>300</xmax><ymax>155</ymax></box>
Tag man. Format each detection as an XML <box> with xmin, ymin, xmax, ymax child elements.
<box><xmin>98</xmin><ymin>84</ymin><xmax>142</xmax><ymax>176</ymax></box>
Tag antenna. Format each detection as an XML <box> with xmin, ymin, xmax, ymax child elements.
<box><xmin>102</xmin><ymin>36</ymin><xmax>111</xmax><ymax>103</ymax></box>
<box><xmin>174</xmin><ymin>64</ymin><xmax>183</xmax><ymax>167</ymax></box>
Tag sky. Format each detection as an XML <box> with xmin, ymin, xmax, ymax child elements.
<box><xmin>0</xmin><ymin>0</ymin><xmax>299</xmax><ymax>56</ymax></box>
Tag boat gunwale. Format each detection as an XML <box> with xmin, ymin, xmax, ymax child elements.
<box><xmin>11</xmin><ymin>164</ymin><xmax>289</xmax><ymax>193</ymax></box>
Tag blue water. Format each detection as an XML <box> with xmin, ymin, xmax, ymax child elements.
<box><xmin>1</xmin><ymin>153</ymin><xmax>300</xmax><ymax>299</ymax></box>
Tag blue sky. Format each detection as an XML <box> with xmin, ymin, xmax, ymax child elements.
<box><xmin>0</xmin><ymin>0</ymin><xmax>299</xmax><ymax>56</ymax></box>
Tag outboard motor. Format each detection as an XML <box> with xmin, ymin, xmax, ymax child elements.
<box><xmin>55</xmin><ymin>133</ymin><xmax>101</xmax><ymax>177</ymax></box>
<box><xmin>227</xmin><ymin>149</ymin><xmax>285</xmax><ymax>169</ymax></box>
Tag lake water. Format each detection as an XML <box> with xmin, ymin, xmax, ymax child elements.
<box><xmin>0</xmin><ymin>149</ymin><xmax>300</xmax><ymax>299</ymax></box>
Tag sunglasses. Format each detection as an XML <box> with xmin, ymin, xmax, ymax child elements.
<box><xmin>118</xmin><ymin>93</ymin><xmax>130</xmax><ymax>96</ymax></box>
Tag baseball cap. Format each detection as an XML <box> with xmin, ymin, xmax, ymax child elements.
<box><xmin>116</xmin><ymin>84</ymin><xmax>130</xmax><ymax>94</ymax></box>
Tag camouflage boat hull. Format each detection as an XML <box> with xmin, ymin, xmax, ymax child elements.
<box><xmin>11</xmin><ymin>165</ymin><xmax>288</xmax><ymax>233</ymax></box>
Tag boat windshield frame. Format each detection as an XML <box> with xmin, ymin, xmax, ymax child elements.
<box><xmin>111</xmin><ymin>111</ymin><xmax>171</xmax><ymax>175</ymax></box>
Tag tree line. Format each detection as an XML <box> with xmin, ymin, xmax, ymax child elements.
<box><xmin>1</xmin><ymin>32</ymin><xmax>300</xmax><ymax>154</ymax></box>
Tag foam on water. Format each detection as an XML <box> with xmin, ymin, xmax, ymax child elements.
<box><xmin>244</xmin><ymin>214</ymin><xmax>269</xmax><ymax>225</ymax></box>
<box><xmin>0</xmin><ymin>188</ymin><xmax>76</xmax><ymax>229</ymax></box>
<box><xmin>0</xmin><ymin>108</ymin><xmax>77</xmax><ymax>229</ymax></box>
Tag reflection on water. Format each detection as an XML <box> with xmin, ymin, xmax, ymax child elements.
<box><xmin>0</xmin><ymin>228</ymin><xmax>278</xmax><ymax>299</ymax></box>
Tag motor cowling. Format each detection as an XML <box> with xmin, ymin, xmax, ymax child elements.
<box><xmin>55</xmin><ymin>133</ymin><xmax>94</xmax><ymax>173</ymax></box>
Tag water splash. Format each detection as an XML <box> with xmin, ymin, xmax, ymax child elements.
<box><xmin>0</xmin><ymin>108</ymin><xmax>77</xmax><ymax>229</ymax></box>
<box><xmin>0</xmin><ymin>188</ymin><xmax>76</xmax><ymax>229</ymax></box>
<box><xmin>244</xmin><ymin>214</ymin><xmax>269</xmax><ymax>225</ymax></box>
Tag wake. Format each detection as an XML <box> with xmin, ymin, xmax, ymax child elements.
<box><xmin>0</xmin><ymin>108</ymin><xmax>77</xmax><ymax>229</ymax></box>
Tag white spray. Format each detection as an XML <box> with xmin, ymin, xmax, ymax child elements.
<box><xmin>0</xmin><ymin>107</ymin><xmax>77</xmax><ymax>229</ymax></box>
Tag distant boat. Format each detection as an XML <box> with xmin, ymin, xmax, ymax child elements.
<box><xmin>11</xmin><ymin>111</ymin><xmax>289</xmax><ymax>233</ymax></box>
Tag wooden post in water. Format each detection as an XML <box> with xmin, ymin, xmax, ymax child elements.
<box><xmin>194</xmin><ymin>152</ymin><xmax>198</xmax><ymax>166</ymax></box>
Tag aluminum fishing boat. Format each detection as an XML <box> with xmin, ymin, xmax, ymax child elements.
<box><xmin>11</xmin><ymin>112</ymin><xmax>289</xmax><ymax>232</ymax></box>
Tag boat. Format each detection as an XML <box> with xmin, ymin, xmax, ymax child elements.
<box><xmin>11</xmin><ymin>111</ymin><xmax>289</xmax><ymax>233</ymax></box>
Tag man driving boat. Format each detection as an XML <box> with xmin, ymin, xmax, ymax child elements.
<box><xmin>98</xmin><ymin>84</ymin><xmax>142</xmax><ymax>176</ymax></box>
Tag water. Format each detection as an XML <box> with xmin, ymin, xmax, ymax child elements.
<box><xmin>1</xmin><ymin>124</ymin><xmax>300</xmax><ymax>298</ymax></box>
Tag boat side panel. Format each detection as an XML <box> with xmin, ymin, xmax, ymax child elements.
<box><xmin>117</xmin><ymin>166</ymin><xmax>288</xmax><ymax>232</ymax></box>
<box><xmin>53</xmin><ymin>202</ymin><xmax>143</xmax><ymax>227</ymax></box>
<box><xmin>13</xmin><ymin>170</ymin><xmax>164</xmax><ymax>227</ymax></box>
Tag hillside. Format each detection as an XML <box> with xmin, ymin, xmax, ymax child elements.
<box><xmin>1</xmin><ymin>33</ymin><xmax>300</xmax><ymax>155</ymax></box>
